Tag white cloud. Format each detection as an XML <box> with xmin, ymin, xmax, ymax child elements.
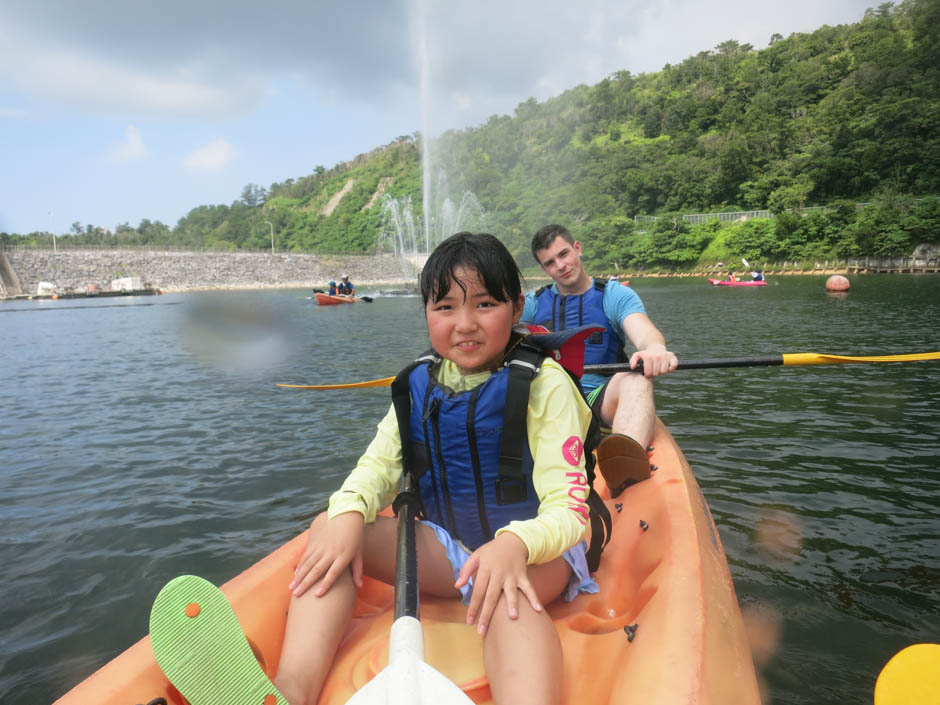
<box><xmin>108</xmin><ymin>125</ymin><xmax>150</xmax><ymax>163</ymax></box>
<box><xmin>182</xmin><ymin>138</ymin><xmax>236</xmax><ymax>173</ymax></box>
<box><xmin>0</xmin><ymin>19</ymin><xmax>265</xmax><ymax>117</ymax></box>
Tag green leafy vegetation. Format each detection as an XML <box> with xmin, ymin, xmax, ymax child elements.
<box><xmin>3</xmin><ymin>0</ymin><xmax>938</xmax><ymax>270</ymax></box>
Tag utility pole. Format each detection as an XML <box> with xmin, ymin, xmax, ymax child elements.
<box><xmin>265</xmin><ymin>221</ymin><xmax>274</xmax><ymax>255</ymax></box>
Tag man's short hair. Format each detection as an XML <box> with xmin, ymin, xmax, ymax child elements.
<box><xmin>531</xmin><ymin>224</ymin><xmax>575</xmax><ymax>263</ymax></box>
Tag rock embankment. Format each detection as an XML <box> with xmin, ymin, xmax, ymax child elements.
<box><xmin>5</xmin><ymin>250</ymin><xmax>421</xmax><ymax>295</ymax></box>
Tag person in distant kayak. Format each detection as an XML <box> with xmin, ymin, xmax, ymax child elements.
<box><xmin>727</xmin><ymin>271</ymin><xmax>737</xmax><ymax>282</ymax></box>
<box><xmin>522</xmin><ymin>224</ymin><xmax>678</xmax><ymax>497</ymax></box>
<box><xmin>327</xmin><ymin>280</ymin><xmax>337</xmax><ymax>295</ymax></box>
<box><xmin>276</xmin><ymin>232</ymin><xmax>602</xmax><ymax>705</ymax></box>
<box><xmin>751</xmin><ymin>271</ymin><xmax>765</xmax><ymax>281</ymax></box>
<box><xmin>337</xmin><ymin>274</ymin><xmax>354</xmax><ymax>296</ymax></box>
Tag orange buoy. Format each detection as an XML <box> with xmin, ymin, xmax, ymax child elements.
<box><xmin>826</xmin><ymin>275</ymin><xmax>850</xmax><ymax>292</ymax></box>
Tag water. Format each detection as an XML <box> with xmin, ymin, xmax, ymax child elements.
<box><xmin>2</xmin><ymin>276</ymin><xmax>938</xmax><ymax>704</ymax></box>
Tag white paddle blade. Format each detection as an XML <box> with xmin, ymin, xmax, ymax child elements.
<box><xmin>344</xmin><ymin>617</ymin><xmax>475</xmax><ymax>705</ymax></box>
<box><xmin>742</xmin><ymin>257</ymin><xmax>750</xmax><ymax>268</ymax></box>
<box><xmin>343</xmin><ymin>661</ymin><xmax>475</xmax><ymax>705</ymax></box>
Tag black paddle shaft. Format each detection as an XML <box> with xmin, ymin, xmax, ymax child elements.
<box><xmin>585</xmin><ymin>355</ymin><xmax>784</xmax><ymax>376</ymax></box>
<box><xmin>393</xmin><ymin>478</ymin><xmax>421</xmax><ymax>620</ymax></box>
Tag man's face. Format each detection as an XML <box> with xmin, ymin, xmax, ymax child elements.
<box><xmin>535</xmin><ymin>236</ymin><xmax>584</xmax><ymax>288</ymax></box>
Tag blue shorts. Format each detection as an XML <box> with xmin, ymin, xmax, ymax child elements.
<box><xmin>421</xmin><ymin>520</ymin><xmax>600</xmax><ymax>604</ymax></box>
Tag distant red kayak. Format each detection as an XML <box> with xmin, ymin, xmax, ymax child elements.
<box><xmin>315</xmin><ymin>293</ymin><xmax>356</xmax><ymax>305</ymax></box>
<box><xmin>708</xmin><ymin>278</ymin><xmax>767</xmax><ymax>287</ymax></box>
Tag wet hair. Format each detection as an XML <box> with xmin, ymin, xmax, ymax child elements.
<box><xmin>420</xmin><ymin>232</ymin><xmax>523</xmax><ymax>306</ymax></box>
<box><xmin>530</xmin><ymin>224</ymin><xmax>575</xmax><ymax>263</ymax></box>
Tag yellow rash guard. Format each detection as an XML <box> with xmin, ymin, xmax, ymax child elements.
<box><xmin>328</xmin><ymin>356</ymin><xmax>594</xmax><ymax>565</ymax></box>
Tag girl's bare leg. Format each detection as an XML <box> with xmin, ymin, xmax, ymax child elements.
<box><xmin>273</xmin><ymin>515</ymin><xmax>458</xmax><ymax>705</ymax></box>
<box><xmin>273</xmin><ymin>512</ymin><xmax>367</xmax><ymax>705</ymax></box>
<box><xmin>483</xmin><ymin>558</ymin><xmax>570</xmax><ymax>705</ymax></box>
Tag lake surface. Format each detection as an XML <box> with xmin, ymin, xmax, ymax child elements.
<box><xmin>2</xmin><ymin>275</ymin><xmax>938</xmax><ymax>704</ymax></box>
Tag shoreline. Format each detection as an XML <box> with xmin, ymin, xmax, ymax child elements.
<box><xmin>2</xmin><ymin>248</ymin><xmax>935</xmax><ymax>300</ymax></box>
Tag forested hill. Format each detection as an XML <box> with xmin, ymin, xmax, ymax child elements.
<box><xmin>8</xmin><ymin>0</ymin><xmax>939</xmax><ymax>268</ymax></box>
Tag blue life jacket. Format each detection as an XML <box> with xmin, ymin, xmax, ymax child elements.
<box><xmin>391</xmin><ymin>333</ymin><xmax>611</xmax><ymax>570</ymax></box>
<box><xmin>531</xmin><ymin>280</ymin><xmax>627</xmax><ymax>367</ymax></box>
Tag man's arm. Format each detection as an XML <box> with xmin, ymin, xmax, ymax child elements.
<box><xmin>622</xmin><ymin>313</ymin><xmax>678</xmax><ymax>378</ymax></box>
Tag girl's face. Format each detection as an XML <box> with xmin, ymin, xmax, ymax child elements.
<box><xmin>425</xmin><ymin>266</ymin><xmax>523</xmax><ymax>374</ymax></box>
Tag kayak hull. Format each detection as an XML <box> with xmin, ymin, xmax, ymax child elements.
<box><xmin>54</xmin><ymin>420</ymin><xmax>760</xmax><ymax>705</ymax></box>
<box><xmin>708</xmin><ymin>278</ymin><xmax>767</xmax><ymax>287</ymax></box>
<box><xmin>315</xmin><ymin>293</ymin><xmax>357</xmax><ymax>305</ymax></box>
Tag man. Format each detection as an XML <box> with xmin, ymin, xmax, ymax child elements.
<box><xmin>337</xmin><ymin>274</ymin><xmax>355</xmax><ymax>296</ymax></box>
<box><xmin>522</xmin><ymin>224</ymin><xmax>678</xmax><ymax>496</ymax></box>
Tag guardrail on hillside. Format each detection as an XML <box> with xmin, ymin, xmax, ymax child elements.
<box><xmin>634</xmin><ymin>205</ymin><xmax>853</xmax><ymax>225</ymax></box>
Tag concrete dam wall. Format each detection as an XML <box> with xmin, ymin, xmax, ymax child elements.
<box><xmin>4</xmin><ymin>250</ymin><xmax>420</xmax><ymax>295</ymax></box>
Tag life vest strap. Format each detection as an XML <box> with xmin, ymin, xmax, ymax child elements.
<box><xmin>495</xmin><ymin>342</ymin><xmax>543</xmax><ymax>505</ymax></box>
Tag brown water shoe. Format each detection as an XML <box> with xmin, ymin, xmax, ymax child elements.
<box><xmin>596</xmin><ymin>433</ymin><xmax>651</xmax><ymax>498</ymax></box>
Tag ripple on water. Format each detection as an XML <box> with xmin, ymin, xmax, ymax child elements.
<box><xmin>2</xmin><ymin>281</ymin><xmax>939</xmax><ymax>705</ymax></box>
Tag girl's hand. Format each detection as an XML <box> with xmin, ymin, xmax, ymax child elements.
<box><xmin>290</xmin><ymin>512</ymin><xmax>365</xmax><ymax>598</ymax></box>
<box><xmin>455</xmin><ymin>532</ymin><xmax>540</xmax><ymax>636</ymax></box>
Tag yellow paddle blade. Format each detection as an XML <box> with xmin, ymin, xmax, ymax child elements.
<box><xmin>782</xmin><ymin>352</ymin><xmax>940</xmax><ymax>366</ymax></box>
<box><xmin>276</xmin><ymin>376</ymin><xmax>395</xmax><ymax>390</ymax></box>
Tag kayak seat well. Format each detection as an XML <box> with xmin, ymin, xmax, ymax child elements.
<box><xmin>560</xmin><ymin>481</ymin><xmax>670</xmax><ymax>635</ymax></box>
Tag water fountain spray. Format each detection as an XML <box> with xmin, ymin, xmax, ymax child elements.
<box><xmin>377</xmin><ymin>0</ymin><xmax>486</xmax><ymax>275</ymax></box>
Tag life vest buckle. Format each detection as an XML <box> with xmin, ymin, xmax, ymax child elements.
<box><xmin>495</xmin><ymin>475</ymin><xmax>528</xmax><ymax>505</ymax></box>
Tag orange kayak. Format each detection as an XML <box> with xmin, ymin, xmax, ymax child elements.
<box><xmin>315</xmin><ymin>293</ymin><xmax>357</xmax><ymax>305</ymax></box>
<box><xmin>54</xmin><ymin>420</ymin><xmax>760</xmax><ymax>705</ymax></box>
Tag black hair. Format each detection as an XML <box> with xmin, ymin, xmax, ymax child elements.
<box><xmin>420</xmin><ymin>232</ymin><xmax>523</xmax><ymax>306</ymax></box>
<box><xmin>530</xmin><ymin>224</ymin><xmax>575</xmax><ymax>263</ymax></box>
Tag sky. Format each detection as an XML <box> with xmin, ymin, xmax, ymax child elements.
<box><xmin>0</xmin><ymin>0</ymin><xmax>877</xmax><ymax>236</ymax></box>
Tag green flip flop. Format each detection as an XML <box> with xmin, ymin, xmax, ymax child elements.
<box><xmin>149</xmin><ymin>574</ymin><xmax>287</xmax><ymax>705</ymax></box>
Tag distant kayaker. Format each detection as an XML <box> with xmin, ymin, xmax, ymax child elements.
<box><xmin>276</xmin><ymin>232</ymin><xmax>602</xmax><ymax>705</ymax></box>
<box><xmin>751</xmin><ymin>271</ymin><xmax>765</xmax><ymax>281</ymax></box>
<box><xmin>522</xmin><ymin>224</ymin><xmax>678</xmax><ymax>496</ymax></box>
<box><xmin>727</xmin><ymin>271</ymin><xmax>737</xmax><ymax>282</ymax></box>
<box><xmin>327</xmin><ymin>280</ymin><xmax>337</xmax><ymax>295</ymax></box>
<box><xmin>337</xmin><ymin>274</ymin><xmax>354</xmax><ymax>296</ymax></box>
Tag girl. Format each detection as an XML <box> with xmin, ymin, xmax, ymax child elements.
<box><xmin>274</xmin><ymin>232</ymin><xmax>597</xmax><ymax>705</ymax></box>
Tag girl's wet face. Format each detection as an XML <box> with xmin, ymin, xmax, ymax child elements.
<box><xmin>425</xmin><ymin>266</ymin><xmax>522</xmax><ymax>374</ymax></box>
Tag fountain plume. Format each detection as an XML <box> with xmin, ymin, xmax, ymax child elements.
<box><xmin>377</xmin><ymin>0</ymin><xmax>486</xmax><ymax>278</ymax></box>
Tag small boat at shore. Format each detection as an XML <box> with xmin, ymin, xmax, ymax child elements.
<box><xmin>54</xmin><ymin>419</ymin><xmax>759</xmax><ymax>705</ymax></box>
<box><xmin>708</xmin><ymin>278</ymin><xmax>768</xmax><ymax>287</ymax></box>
